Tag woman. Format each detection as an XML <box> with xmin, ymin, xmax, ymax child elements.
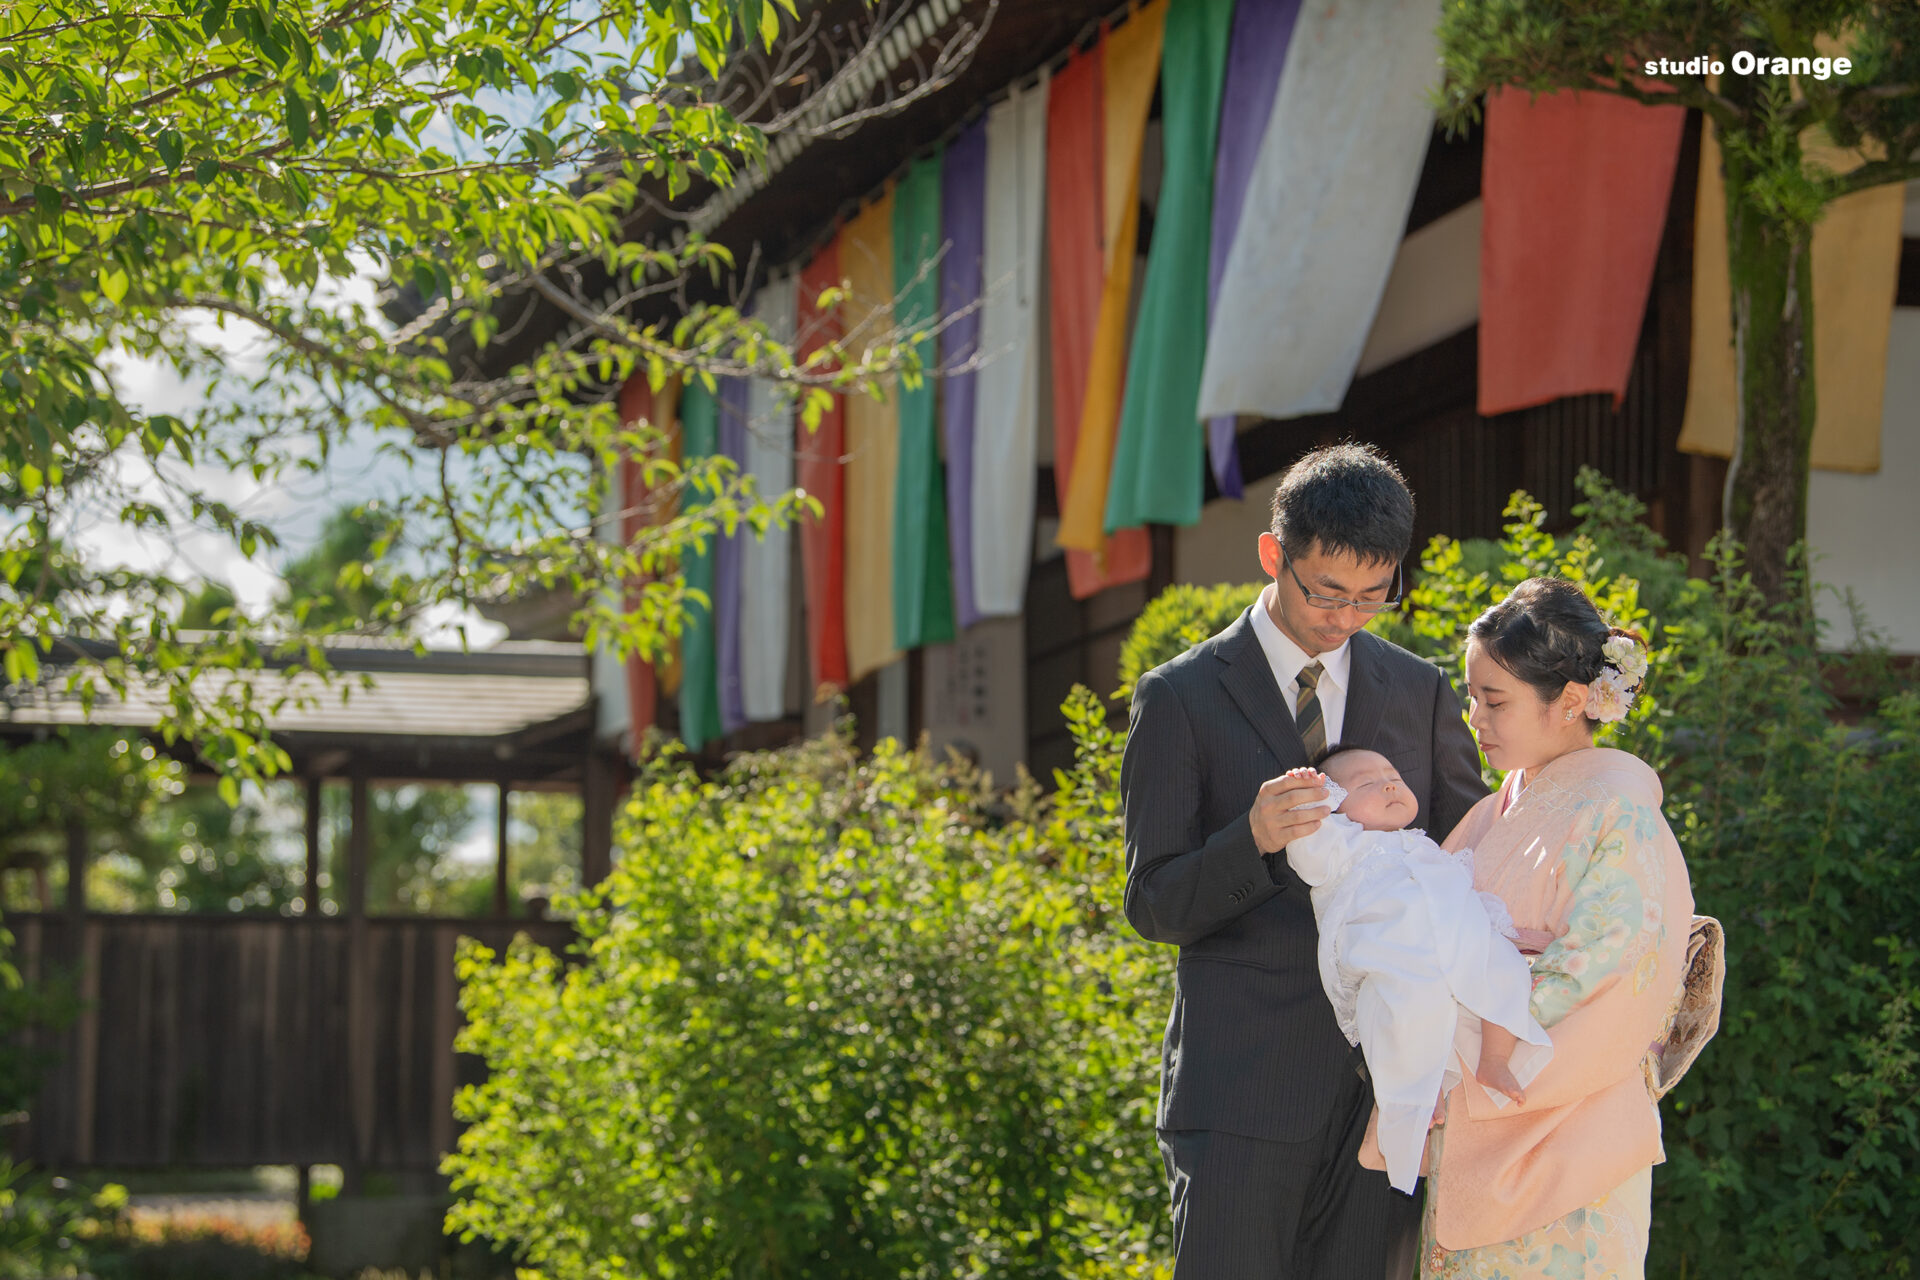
<box><xmin>1420</xmin><ymin>577</ymin><xmax>1694</xmax><ymax>1279</ymax></box>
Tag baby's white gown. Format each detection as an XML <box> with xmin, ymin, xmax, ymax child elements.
<box><xmin>1286</xmin><ymin>785</ymin><xmax>1553</xmax><ymax>1193</ymax></box>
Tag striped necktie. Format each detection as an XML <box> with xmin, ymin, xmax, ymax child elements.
<box><xmin>1296</xmin><ymin>661</ymin><xmax>1326</xmax><ymax>762</ymax></box>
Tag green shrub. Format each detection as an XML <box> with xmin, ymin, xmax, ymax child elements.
<box><xmin>444</xmin><ymin>720</ymin><xmax>1172</xmax><ymax>1280</ymax></box>
<box><xmin>0</xmin><ymin>1160</ymin><xmax>127</xmax><ymax>1279</ymax></box>
<box><xmin>1114</xmin><ymin>581</ymin><xmax>1260</xmax><ymax>699</ymax></box>
<box><xmin>1366</xmin><ymin>467</ymin><xmax>1701</xmax><ymax>678</ymax></box>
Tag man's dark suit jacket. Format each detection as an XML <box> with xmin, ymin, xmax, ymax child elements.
<box><xmin>1122</xmin><ymin>606</ymin><xmax>1487</xmax><ymax>1144</ymax></box>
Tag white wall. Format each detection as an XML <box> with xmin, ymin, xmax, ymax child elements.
<box><xmin>1356</xmin><ymin>199</ymin><xmax>1482</xmax><ymax>376</ymax></box>
<box><xmin>592</xmin><ymin>641</ymin><xmax>631</xmax><ymax>746</ymax></box>
<box><xmin>1809</xmin><ymin>307</ymin><xmax>1920</xmax><ymax>653</ymax></box>
<box><xmin>919</xmin><ymin>616</ymin><xmax>1027</xmax><ymax>786</ymax></box>
<box><xmin>1174</xmin><ymin>486</ymin><xmax>1275</xmax><ymax>588</ymax></box>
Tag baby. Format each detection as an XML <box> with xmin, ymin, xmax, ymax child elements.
<box><xmin>1282</xmin><ymin>747</ymin><xmax>1553</xmax><ymax>1193</ymax></box>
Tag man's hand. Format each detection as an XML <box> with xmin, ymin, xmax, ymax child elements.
<box><xmin>1250</xmin><ymin>771</ymin><xmax>1331</xmax><ymax>854</ymax></box>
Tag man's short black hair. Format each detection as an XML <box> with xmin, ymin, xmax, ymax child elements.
<box><xmin>1269</xmin><ymin>443</ymin><xmax>1415</xmax><ymax>567</ymax></box>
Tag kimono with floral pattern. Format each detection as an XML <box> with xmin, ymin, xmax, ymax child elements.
<box><xmin>1418</xmin><ymin>748</ymin><xmax>1692</xmax><ymax>1280</ymax></box>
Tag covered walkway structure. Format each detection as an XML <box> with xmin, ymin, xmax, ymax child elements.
<box><xmin>0</xmin><ymin>637</ymin><xmax>624</xmax><ymax>1184</ymax></box>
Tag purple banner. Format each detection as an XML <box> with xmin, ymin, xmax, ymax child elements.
<box><xmin>1206</xmin><ymin>0</ymin><xmax>1303</xmax><ymax>499</ymax></box>
<box><xmin>940</xmin><ymin>119</ymin><xmax>988</xmax><ymax>630</ymax></box>
<box><xmin>715</xmin><ymin>372</ymin><xmax>749</xmax><ymax>733</ymax></box>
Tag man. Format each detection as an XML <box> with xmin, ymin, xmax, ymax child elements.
<box><xmin>1122</xmin><ymin>444</ymin><xmax>1486</xmax><ymax>1278</ymax></box>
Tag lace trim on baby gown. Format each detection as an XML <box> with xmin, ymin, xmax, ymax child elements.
<box><xmin>1455</xmin><ymin>848</ymin><xmax>1520</xmax><ymax>940</ymax></box>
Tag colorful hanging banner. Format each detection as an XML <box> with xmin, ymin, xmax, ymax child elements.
<box><xmin>743</xmin><ymin>274</ymin><xmax>796</xmax><ymax>721</ymax></box>
<box><xmin>715</xmin><ymin>371</ymin><xmax>749</xmax><ymax>733</ymax></box>
<box><xmin>972</xmin><ymin>75</ymin><xmax>1048</xmax><ymax>618</ymax></box>
<box><xmin>1058</xmin><ymin>0</ymin><xmax>1165</xmax><ymax>554</ymax></box>
<box><xmin>841</xmin><ymin>190</ymin><xmax>903</xmax><ymax>682</ymax></box>
<box><xmin>1052</xmin><ymin>16</ymin><xmax>1152</xmax><ymax>594</ymax></box>
<box><xmin>1198</xmin><ymin>0</ymin><xmax>1441</xmax><ymax>421</ymax></box>
<box><xmin>677</xmin><ymin>380</ymin><xmax>723</xmax><ymax>752</ymax></box>
<box><xmin>1680</xmin><ymin>124</ymin><xmax>1901</xmax><ymax>473</ymax></box>
<box><xmin>616</xmin><ymin>371</ymin><xmax>679</xmax><ymax>755</ymax></box>
<box><xmin>796</xmin><ymin>241</ymin><xmax>850</xmax><ymax>692</ymax></box>
<box><xmin>941</xmin><ymin>119</ymin><xmax>988</xmax><ymax>631</ymax></box>
<box><xmin>1478</xmin><ymin>88</ymin><xmax>1684</xmax><ymax>416</ymax></box>
<box><xmin>893</xmin><ymin>153</ymin><xmax>958</xmax><ymax>651</ymax></box>
<box><xmin>1044</xmin><ymin>45</ymin><xmax>1147</xmax><ymax>601</ymax></box>
<box><xmin>1046</xmin><ymin>45</ymin><xmax>1103</xmax><ymax>481</ymax></box>
<box><xmin>1205</xmin><ymin>0</ymin><xmax>1304</xmax><ymax>497</ymax></box>
<box><xmin>1106</xmin><ymin>0</ymin><xmax>1233</xmax><ymax>533</ymax></box>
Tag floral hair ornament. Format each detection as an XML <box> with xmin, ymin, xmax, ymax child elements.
<box><xmin>1587</xmin><ymin>633</ymin><xmax>1650</xmax><ymax>724</ymax></box>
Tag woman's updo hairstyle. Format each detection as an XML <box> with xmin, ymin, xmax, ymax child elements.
<box><xmin>1466</xmin><ymin>578</ymin><xmax>1646</xmax><ymax>723</ymax></box>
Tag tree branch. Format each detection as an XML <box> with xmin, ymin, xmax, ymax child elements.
<box><xmin>169</xmin><ymin>293</ymin><xmax>451</xmax><ymax>443</ymax></box>
<box><xmin>1586</xmin><ymin>71</ymin><xmax>1743</xmax><ymax>128</ymax></box>
<box><xmin>1828</xmin><ymin>155</ymin><xmax>1920</xmax><ymax>198</ymax></box>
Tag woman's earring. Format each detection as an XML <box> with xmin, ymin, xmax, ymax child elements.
<box><xmin>1564</xmin><ymin>710</ymin><xmax>1576</xmax><ymax>721</ymax></box>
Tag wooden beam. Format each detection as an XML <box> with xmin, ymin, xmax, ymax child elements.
<box><xmin>64</xmin><ymin>818</ymin><xmax>86</xmax><ymax>923</ymax></box>
<box><xmin>493</xmin><ymin>781</ymin><xmax>511</xmax><ymax>917</ymax></box>
<box><xmin>580</xmin><ymin>750</ymin><xmax>616</xmax><ymax>888</ymax></box>
<box><xmin>304</xmin><ymin>748</ymin><xmax>352</xmax><ymax>778</ymax></box>
<box><xmin>1653</xmin><ymin>112</ymin><xmax>1704</xmax><ymax>558</ymax></box>
<box><xmin>347</xmin><ymin>772</ymin><xmax>369</xmax><ymax>919</ymax></box>
<box><xmin>73</xmin><ymin>923</ymin><xmax>98</xmax><ymax>1164</ymax></box>
<box><xmin>1147</xmin><ymin>525</ymin><xmax>1176</xmax><ymax>598</ymax></box>
<box><xmin>64</xmin><ymin>820</ymin><xmax>95</xmax><ymax>1165</ymax></box>
<box><xmin>303</xmin><ymin>777</ymin><xmax>322</xmax><ymax>918</ymax></box>
<box><xmin>344</xmin><ymin>767</ymin><xmax>370</xmax><ymax>1195</ymax></box>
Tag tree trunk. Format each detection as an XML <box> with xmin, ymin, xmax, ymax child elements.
<box><xmin>1719</xmin><ymin>102</ymin><xmax>1817</xmax><ymax>611</ymax></box>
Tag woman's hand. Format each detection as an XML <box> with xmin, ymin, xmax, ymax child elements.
<box><xmin>1512</xmin><ymin>927</ymin><xmax>1559</xmax><ymax>956</ymax></box>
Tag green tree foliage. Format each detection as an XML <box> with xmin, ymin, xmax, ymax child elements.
<box><xmin>327</xmin><ymin>781</ymin><xmax>480</xmax><ymax>915</ymax></box>
<box><xmin>129</xmin><ymin>782</ymin><xmax>304</xmax><ymax>913</ymax></box>
<box><xmin>0</xmin><ymin>1159</ymin><xmax>126</xmax><ymax>1280</ymax></box>
<box><xmin>1436</xmin><ymin>1</ymin><xmax>1920</xmax><ymax>607</ymax></box>
<box><xmin>126</xmin><ymin>778</ymin><xmax>483</xmax><ymax>915</ymax></box>
<box><xmin>0</xmin><ymin>729</ymin><xmax>183</xmax><ymax>900</ymax></box>
<box><xmin>0</xmin><ymin>0</ymin><xmax>916</xmax><ymax>788</ymax></box>
<box><xmin>1368</xmin><ymin>468</ymin><xmax>1704</xmax><ymax>679</ymax></box>
<box><xmin>430</xmin><ymin>788</ymin><xmax>586</xmax><ymax>917</ymax></box>
<box><xmin>175</xmin><ymin>579</ymin><xmax>238</xmax><ymax>630</ymax></box>
<box><xmin>271</xmin><ymin>503</ymin><xmax>412</xmax><ymax>633</ymax></box>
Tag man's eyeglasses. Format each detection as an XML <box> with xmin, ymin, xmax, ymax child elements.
<box><xmin>1278</xmin><ymin>544</ymin><xmax>1403</xmax><ymax>615</ymax></box>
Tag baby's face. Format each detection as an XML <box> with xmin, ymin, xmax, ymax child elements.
<box><xmin>1324</xmin><ymin>750</ymin><xmax>1417</xmax><ymax>832</ymax></box>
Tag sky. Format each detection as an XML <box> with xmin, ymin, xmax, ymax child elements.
<box><xmin>70</xmin><ymin>15</ymin><xmax>705</xmax><ymax>648</ymax></box>
<box><xmin>93</xmin><ymin>311</ymin><xmax>512</xmax><ymax>647</ymax></box>
<box><xmin>74</xmin><ymin>59</ymin><xmax>600</xmax><ymax>645</ymax></box>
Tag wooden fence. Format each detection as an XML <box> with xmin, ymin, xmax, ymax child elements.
<box><xmin>7</xmin><ymin>912</ymin><xmax>576</xmax><ymax>1171</ymax></box>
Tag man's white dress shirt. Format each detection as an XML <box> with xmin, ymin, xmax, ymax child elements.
<box><xmin>1250</xmin><ymin>582</ymin><xmax>1351</xmax><ymax>748</ymax></box>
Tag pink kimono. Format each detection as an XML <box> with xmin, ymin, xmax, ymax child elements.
<box><xmin>1366</xmin><ymin>747</ymin><xmax>1694</xmax><ymax>1273</ymax></box>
